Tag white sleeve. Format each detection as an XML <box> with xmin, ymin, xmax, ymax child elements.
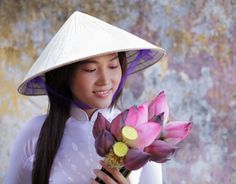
<box><xmin>4</xmin><ymin>115</ymin><xmax>45</xmax><ymax>184</ymax></box>
<box><xmin>138</xmin><ymin>162</ymin><xmax>163</xmax><ymax>184</ymax></box>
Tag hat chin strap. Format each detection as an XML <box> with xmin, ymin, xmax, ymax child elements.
<box><xmin>35</xmin><ymin>77</ymin><xmax>91</xmax><ymax>110</ymax></box>
<box><xmin>112</xmin><ymin>50</ymin><xmax>150</xmax><ymax>102</ymax></box>
<box><xmin>112</xmin><ymin>74</ymin><xmax>127</xmax><ymax>102</ymax></box>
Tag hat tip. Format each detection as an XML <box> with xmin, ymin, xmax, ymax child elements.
<box><xmin>71</xmin><ymin>11</ymin><xmax>80</xmax><ymax>16</ymax></box>
<box><xmin>70</xmin><ymin>11</ymin><xmax>89</xmax><ymax>20</ymax></box>
<box><xmin>72</xmin><ymin>11</ymin><xmax>88</xmax><ymax>17</ymax></box>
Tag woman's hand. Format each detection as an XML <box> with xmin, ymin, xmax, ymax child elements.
<box><xmin>91</xmin><ymin>161</ymin><xmax>130</xmax><ymax>184</ymax></box>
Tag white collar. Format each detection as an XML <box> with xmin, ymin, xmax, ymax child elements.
<box><xmin>70</xmin><ymin>104</ymin><xmax>111</xmax><ymax>122</ymax></box>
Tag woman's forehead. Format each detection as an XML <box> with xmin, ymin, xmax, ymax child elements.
<box><xmin>81</xmin><ymin>53</ymin><xmax>119</xmax><ymax>64</ymax></box>
<box><xmin>88</xmin><ymin>53</ymin><xmax>118</xmax><ymax>61</ymax></box>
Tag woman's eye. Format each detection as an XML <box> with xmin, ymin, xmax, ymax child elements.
<box><xmin>83</xmin><ymin>69</ymin><xmax>96</xmax><ymax>72</ymax></box>
<box><xmin>110</xmin><ymin>65</ymin><xmax>119</xmax><ymax>69</ymax></box>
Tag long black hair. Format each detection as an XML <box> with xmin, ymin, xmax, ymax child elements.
<box><xmin>32</xmin><ymin>52</ymin><xmax>127</xmax><ymax>184</ymax></box>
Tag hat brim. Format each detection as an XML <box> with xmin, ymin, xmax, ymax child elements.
<box><xmin>18</xmin><ymin>48</ymin><xmax>165</xmax><ymax>96</ymax></box>
<box><xmin>17</xmin><ymin>11</ymin><xmax>165</xmax><ymax>96</ymax></box>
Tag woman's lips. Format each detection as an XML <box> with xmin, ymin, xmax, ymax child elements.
<box><xmin>93</xmin><ymin>89</ymin><xmax>112</xmax><ymax>98</ymax></box>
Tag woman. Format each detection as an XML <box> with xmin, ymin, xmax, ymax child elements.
<box><xmin>5</xmin><ymin>11</ymin><xmax>165</xmax><ymax>184</ymax></box>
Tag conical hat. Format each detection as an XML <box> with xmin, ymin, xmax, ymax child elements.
<box><xmin>18</xmin><ymin>11</ymin><xmax>165</xmax><ymax>95</ymax></box>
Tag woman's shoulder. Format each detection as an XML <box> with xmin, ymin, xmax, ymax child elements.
<box><xmin>24</xmin><ymin>114</ymin><xmax>46</xmax><ymax>130</ymax></box>
<box><xmin>26</xmin><ymin>114</ymin><xmax>47</xmax><ymax>125</ymax></box>
<box><xmin>9</xmin><ymin>115</ymin><xmax>47</xmax><ymax>161</ymax></box>
<box><xmin>18</xmin><ymin>114</ymin><xmax>47</xmax><ymax>140</ymax></box>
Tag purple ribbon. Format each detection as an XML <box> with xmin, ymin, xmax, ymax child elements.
<box><xmin>112</xmin><ymin>49</ymin><xmax>153</xmax><ymax>101</ymax></box>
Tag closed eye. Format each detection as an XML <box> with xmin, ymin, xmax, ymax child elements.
<box><xmin>83</xmin><ymin>69</ymin><xmax>96</xmax><ymax>73</ymax></box>
<box><xmin>109</xmin><ymin>65</ymin><xmax>119</xmax><ymax>69</ymax></box>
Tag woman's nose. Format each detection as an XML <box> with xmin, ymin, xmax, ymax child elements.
<box><xmin>96</xmin><ymin>69</ymin><xmax>109</xmax><ymax>85</ymax></box>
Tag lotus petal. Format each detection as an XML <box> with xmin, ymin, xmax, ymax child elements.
<box><xmin>148</xmin><ymin>91</ymin><xmax>169</xmax><ymax>124</ymax></box>
<box><xmin>125</xmin><ymin>104</ymin><xmax>149</xmax><ymax>127</ymax></box>
<box><xmin>135</xmin><ymin>104</ymin><xmax>149</xmax><ymax>125</ymax></box>
<box><xmin>93</xmin><ymin>113</ymin><xmax>110</xmax><ymax>138</ymax></box>
<box><xmin>163</xmin><ymin>121</ymin><xmax>192</xmax><ymax>145</ymax></box>
<box><xmin>145</xmin><ymin>140</ymin><xmax>176</xmax><ymax>163</ymax></box>
<box><xmin>124</xmin><ymin>149</ymin><xmax>150</xmax><ymax>170</ymax></box>
<box><xmin>110</xmin><ymin>110</ymin><xmax>129</xmax><ymax>141</ymax></box>
<box><xmin>125</xmin><ymin>106</ymin><xmax>138</xmax><ymax>127</ymax></box>
<box><xmin>95</xmin><ymin>130</ymin><xmax>115</xmax><ymax>157</ymax></box>
<box><xmin>127</xmin><ymin>122</ymin><xmax>161</xmax><ymax>149</ymax></box>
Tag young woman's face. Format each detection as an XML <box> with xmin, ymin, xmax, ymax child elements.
<box><xmin>70</xmin><ymin>53</ymin><xmax>122</xmax><ymax>110</ymax></box>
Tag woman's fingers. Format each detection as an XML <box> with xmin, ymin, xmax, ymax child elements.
<box><xmin>93</xmin><ymin>169</ymin><xmax>116</xmax><ymax>184</ymax></box>
<box><xmin>91</xmin><ymin>160</ymin><xmax>130</xmax><ymax>184</ymax></box>
<box><xmin>100</xmin><ymin>161</ymin><xmax>130</xmax><ymax>184</ymax></box>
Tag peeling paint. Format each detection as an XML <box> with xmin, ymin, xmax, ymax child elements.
<box><xmin>0</xmin><ymin>1</ymin><xmax>235</xmax><ymax>183</ymax></box>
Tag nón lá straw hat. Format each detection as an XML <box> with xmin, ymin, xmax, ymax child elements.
<box><xmin>18</xmin><ymin>11</ymin><xmax>165</xmax><ymax>96</ymax></box>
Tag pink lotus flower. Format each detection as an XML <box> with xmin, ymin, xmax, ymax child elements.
<box><xmin>147</xmin><ymin>91</ymin><xmax>192</xmax><ymax>145</ymax></box>
<box><xmin>93</xmin><ymin>104</ymin><xmax>161</xmax><ymax>155</ymax></box>
<box><xmin>93</xmin><ymin>91</ymin><xmax>192</xmax><ymax>171</ymax></box>
<box><xmin>120</xmin><ymin>104</ymin><xmax>161</xmax><ymax>149</ymax></box>
<box><xmin>162</xmin><ymin>121</ymin><xmax>192</xmax><ymax>145</ymax></box>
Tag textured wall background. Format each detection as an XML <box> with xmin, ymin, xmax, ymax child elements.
<box><xmin>0</xmin><ymin>0</ymin><xmax>236</xmax><ymax>183</ymax></box>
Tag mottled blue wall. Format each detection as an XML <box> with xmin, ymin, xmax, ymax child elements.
<box><xmin>0</xmin><ymin>1</ymin><xmax>235</xmax><ymax>183</ymax></box>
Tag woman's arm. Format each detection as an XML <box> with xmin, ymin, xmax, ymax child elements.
<box><xmin>4</xmin><ymin>115</ymin><xmax>45</xmax><ymax>184</ymax></box>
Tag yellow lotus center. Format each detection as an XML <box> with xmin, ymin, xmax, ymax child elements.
<box><xmin>121</xmin><ymin>126</ymin><xmax>138</xmax><ymax>141</ymax></box>
<box><xmin>113</xmin><ymin>142</ymin><xmax>128</xmax><ymax>157</ymax></box>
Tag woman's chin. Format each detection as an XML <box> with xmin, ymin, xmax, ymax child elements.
<box><xmin>92</xmin><ymin>100</ymin><xmax>112</xmax><ymax>109</ymax></box>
